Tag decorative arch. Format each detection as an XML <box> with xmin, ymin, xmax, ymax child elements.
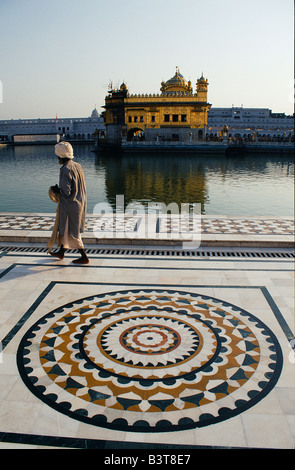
<box><xmin>127</xmin><ymin>127</ymin><xmax>145</xmax><ymax>141</ymax></box>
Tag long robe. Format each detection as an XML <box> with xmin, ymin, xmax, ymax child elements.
<box><xmin>58</xmin><ymin>160</ymin><xmax>87</xmax><ymax>239</ymax></box>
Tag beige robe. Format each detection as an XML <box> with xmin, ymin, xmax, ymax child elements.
<box><xmin>48</xmin><ymin>160</ymin><xmax>87</xmax><ymax>251</ymax></box>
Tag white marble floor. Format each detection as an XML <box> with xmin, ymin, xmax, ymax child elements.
<box><xmin>0</xmin><ymin>213</ymin><xmax>294</xmax><ymax>248</ymax></box>
<box><xmin>0</xmin><ymin>248</ymin><xmax>294</xmax><ymax>449</ymax></box>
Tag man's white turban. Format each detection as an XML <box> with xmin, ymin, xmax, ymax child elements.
<box><xmin>55</xmin><ymin>141</ymin><xmax>74</xmax><ymax>159</ymax></box>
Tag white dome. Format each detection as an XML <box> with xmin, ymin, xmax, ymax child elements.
<box><xmin>91</xmin><ymin>107</ymin><xmax>99</xmax><ymax>119</ymax></box>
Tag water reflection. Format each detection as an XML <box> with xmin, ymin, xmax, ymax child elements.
<box><xmin>0</xmin><ymin>144</ymin><xmax>293</xmax><ymax>216</ymax></box>
<box><xmin>96</xmin><ymin>151</ymin><xmax>294</xmax><ymax>216</ymax></box>
<box><xmin>98</xmin><ymin>153</ymin><xmax>209</xmax><ymax>212</ymax></box>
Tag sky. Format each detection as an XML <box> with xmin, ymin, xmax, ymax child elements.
<box><xmin>0</xmin><ymin>0</ymin><xmax>294</xmax><ymax>119</ymax></box>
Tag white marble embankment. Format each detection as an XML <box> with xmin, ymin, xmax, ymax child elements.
<box><xmin>0</xmin><ymin>213</ymin><xmax>294</xmax><ymax>248</ymax></box>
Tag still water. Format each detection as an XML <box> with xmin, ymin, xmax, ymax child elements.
<box><xmin>0</xmin><ymin>143</ymin><xmax>294</xmax><ymax>216</ymax></box>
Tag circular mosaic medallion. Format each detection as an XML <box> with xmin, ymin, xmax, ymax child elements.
<box><xmin>17</xmin><ymin>289</ymin><xmax>283</xmax><ymax>432</ymax></box>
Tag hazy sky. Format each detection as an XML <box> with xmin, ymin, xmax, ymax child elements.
<box><xmin>0</xmin><ymin>0</ymin><xmax>293</xmax><ymax>119</ymax></box>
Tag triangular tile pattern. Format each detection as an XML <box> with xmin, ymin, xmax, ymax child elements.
<box><xmin>17</xmin><ymin>289</ymin><xmax>283</xmax><ymax>432</ymax></box>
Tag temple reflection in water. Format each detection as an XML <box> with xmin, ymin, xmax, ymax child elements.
<box><xmin>94</xmin><ymin>150</ymin><xmax>293</xmax><ymax>217</ymax></box>
<box><xmin>0</xmin><ymin>144</ymin><xmax>293</xmax><ymax>216</ymax></box>
<box><xmin>99</xmin><ymin>152</ymin><xmax>209</xmax><ymax>214</ymax></box>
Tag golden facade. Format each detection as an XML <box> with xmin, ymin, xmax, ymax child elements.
<box><xmin>104</xmin><ymin>68</ymin><xmax>211</xmax><ymax>144</ymax></box>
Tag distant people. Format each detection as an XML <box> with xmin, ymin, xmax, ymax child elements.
<box><xmin>48</xmin><ymin>141</ymin><xmax>89</xmax><ymax>264</ymax></box>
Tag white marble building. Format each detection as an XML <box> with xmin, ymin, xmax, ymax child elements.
<box><xmin>0</xmin><ymin>106</ymin><xmax>293</xmax><ymax>143</ymax></box>
<box><xmin>0</xmin><ymin>107</ymin><xmax>105</xmax><ymax>142</ymax></box>
<box><xmin>207</xmin><ymin>107</ymin><xmax>294</xmax><ymax>139</ymax></box>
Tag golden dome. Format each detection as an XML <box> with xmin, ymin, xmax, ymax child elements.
<box><xmin>197</xmin><ymin>74</ymin><xmax>208</xmax><ymax>84</ymax></box>
<box><xmin>161</xmin><ymin>67</ymin><xmax>192</xmax><ymax>94</ymax></box>
<box><xmin>166</xmin><ymin>68</ymin><xmax>187</xmax><ymax>86</ymax></box>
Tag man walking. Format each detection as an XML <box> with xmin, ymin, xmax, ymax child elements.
<box><xmin>48</xmin><ymin>141</ymin><xmax>89</xmax><ymax>264</ymax></box>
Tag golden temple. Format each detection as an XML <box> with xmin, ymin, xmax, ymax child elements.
<box><xmin>103</xmin><ymin>68</ymin><xmax>211</xmax><ymax>144</ymax></box>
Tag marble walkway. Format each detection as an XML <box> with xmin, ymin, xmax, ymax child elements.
<box><xmin>0</xmin><ymin>213</ymin><xmax>294</xmax><ymax>248</ymax></box>
<box><xmin>0</xmin><ymin>213</ymin><xmax>294</xmax><ymax>450</ymax></box>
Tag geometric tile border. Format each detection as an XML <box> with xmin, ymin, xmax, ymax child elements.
<box><xmin>17</xmin><ymin>289</ymin><xmax>283</xmax><ymax>433</ymax></box>
<box><xmin>161</xmin><ymin>218</ymin><xmax>295</xmax><ymax>235</ymax></box>
<box><xmin>0</xmin><ymin>214</ymin><xmax>294</xmax><ymax>235</ymax></box>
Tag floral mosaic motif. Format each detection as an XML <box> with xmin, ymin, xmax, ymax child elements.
<box><xmin>17</xmin><ymin>289</ymin><xmax>283</xmax><ymax>432</ymax></box>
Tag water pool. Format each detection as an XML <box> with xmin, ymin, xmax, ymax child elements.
<box><xmin>0</xmin><ymin>144</ymin><xmax>293</xmax><ymax>216</ymax></box>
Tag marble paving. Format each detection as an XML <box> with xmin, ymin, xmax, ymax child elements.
<box><xmin>0</xmin><ymin>246</ymin><xmax>294</xmax><ymax>449</ymax></box>
<box><xmin>0</xmin><ymin>213</ymin><xmax>294</xmax><ymax>247</ymax></box>
<box><xmin>0</xmin><ymin>214</ymin><xmax>294</xmax><ymax>234</ymax></box>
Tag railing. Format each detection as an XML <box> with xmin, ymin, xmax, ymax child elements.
<box><xmin>122</xmin><ymin>139</ymin><xmax>294</xmax><ymax>148</ymax></box>
<box><xmin>122</xmin><ymin>140</ymin><xmax>227</xmax><ymax>147</ymax></box>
